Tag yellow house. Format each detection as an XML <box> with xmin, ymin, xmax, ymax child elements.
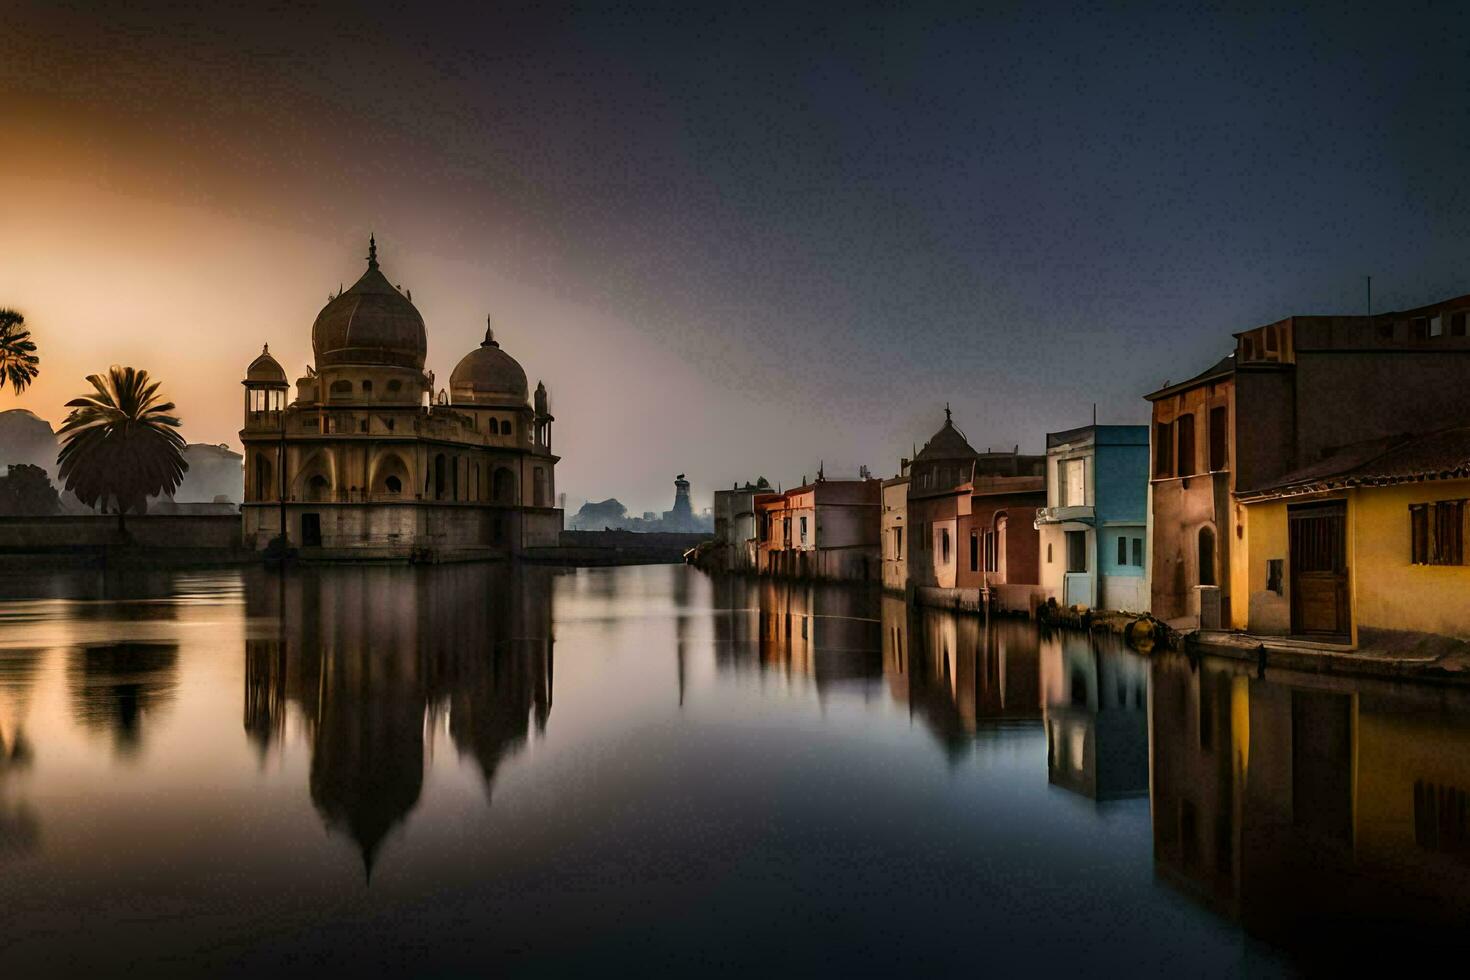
<box><xmin>1232</xmin><ymin>426</ymin><xmax>1470</xmax><ymax>646</ymax></box>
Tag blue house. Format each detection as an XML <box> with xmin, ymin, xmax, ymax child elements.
<box><xmin>1034</xmin><ymin>425</ymin><xmax>1151</xmax><ymax>612</ymax></box>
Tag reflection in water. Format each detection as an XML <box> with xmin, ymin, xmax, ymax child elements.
<box><xmin>710</xmin><ymin>575</ymin><xmax>883</xmax><ymax>689</ymax></box>
<box><xmin>1150</xmin><ymin>652</ymin><xmax>1470</xmax><ymax>960</ymax></box>
<box><xmin>0</xmin><ymin>725</ymin><xmax>39</xmax><ymax>859</ymax></box>
<box><xmin>0</xmin><ymin>647</ymin><xmax>40</xmax><ymax>860</ymax></box>
<box><xmin>894</xmin><ymin>602</ymin><xmax>1042</xmax><ymax>751</ymax></box>
<box><xmin>68</xmin><ymin>642</ymin><xmax>180</xmax><ymax>757</ymax></box>
<box><xmin>243</xmin><ymin>564</ymin><xmax>554</xmax><ymax>874</ymax></box>
<box><xmin>9</xmin><ymin>563</ymin><xmax>1470</xmax><ymax>971</ymax></box>
<box><xmin>1041</xmin><ymin>629</ymin><xmax>1149</xmax><ymax>801</ymax></box>
<box><xmin>711</xmin><ymin>577</ymin><xmax>1043</xmax><ymax>753</ymax></box>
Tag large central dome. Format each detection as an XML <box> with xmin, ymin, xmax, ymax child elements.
<box><xmin>312</xmin><ymin>238</ymin><xmax>427</xmax><ymax>370</ymax></box>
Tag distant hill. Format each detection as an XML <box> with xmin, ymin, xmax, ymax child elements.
<box><xmin>569</xmin><ymin>498</ymin><xmax>629</xmax><ymax>530</ymax></box>
<box><xmin>0</xmin><ymin>409</ymin><xmax>242</xmax><ymax>506</ymax></box>
<box><xmin>0</xmin><ymin>409</ymin><xmax>60</xmax><ymax>478</ymax></box>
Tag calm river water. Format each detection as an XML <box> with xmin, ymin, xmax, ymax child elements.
<box><xmin>1</xmin><ymin>564</ymin><xmax>1467</xmax><ymax>976</ymax></box>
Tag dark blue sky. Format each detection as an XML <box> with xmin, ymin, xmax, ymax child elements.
<box><xmin>5</xmin><ymin>2</ymin><xmax>1470</xmax><ymax>509</ymax></box>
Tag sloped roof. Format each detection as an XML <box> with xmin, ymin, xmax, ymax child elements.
<box><xmin>1145</xmin><ymin>354</ymin><xmax>1235</xmax><ymax>401</ymax></box>
<box><xmin>914</xmin><ymin>418</ymin><xmax>979</xmax><ymax>461</ymax></box>
<box><xmin>1238</xmin><ymin>425</ymin><xmax>1470</xmax><ymax>500</ymax></box>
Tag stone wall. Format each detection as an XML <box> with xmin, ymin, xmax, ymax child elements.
<box><xmin>0</xmin><ymin>514</ymin><xmax>242</xmax><ymax>552</ymax></box>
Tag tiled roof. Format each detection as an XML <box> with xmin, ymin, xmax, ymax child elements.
<box><xmin>1238</xmin><ymin>426</ymin><xmax>1470</xmax><ymax>500</ymax></box>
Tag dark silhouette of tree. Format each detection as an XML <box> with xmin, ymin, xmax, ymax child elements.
<box><xmin>0</xmin><ymin>463</ymin><xmax>61</xmax><ymax>515</ymax></box>
<box><xmin>56</xmin><ymin>367</ymin><xmax>188</xmax><ymax>533</ymax></box>
<box><xmin>0</xmin><ymin>310</ymin><xmax>40</xmax><ymax>397</ymax></box>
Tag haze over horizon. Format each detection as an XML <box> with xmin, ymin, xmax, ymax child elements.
<box><xmin>5</xmin><ymin>2</ymin><xmax>1470</xmax><ymax>514</ymax></box>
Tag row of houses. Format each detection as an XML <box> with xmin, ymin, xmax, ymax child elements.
<box><xmin>712</xmin><ymin>290</ymin><xmax>1470</xmax><ymax>649</ymax></box>
<box><xmin>712</xmin><ymin>413</ymin><xmax>1149</xmax><ymax>618</ymax></box>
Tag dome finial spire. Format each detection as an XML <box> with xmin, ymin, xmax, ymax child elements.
<box><xmin>367</xmin><ymin>233</ymin><xmax>378</xmax><ymax>270</ymax></box>
<box><xmin>944</xmin><ymin>402</ymin><xmax>952</xmax><ymax>423</ymax></box>
<box><xmin>482</xmin><ymin>314</ymin><xmax>498</xmax><ymax>348</ymax></box>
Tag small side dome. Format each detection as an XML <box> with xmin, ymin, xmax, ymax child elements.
<box><xmin>449</xmin><ymin>318</ymin><xmax>529</xmax><ymax>406</ymax></box>
<box><xmin>245</xmin><ymin>344</ymin><xmax>288</xmax><ymax>386</ymax></box>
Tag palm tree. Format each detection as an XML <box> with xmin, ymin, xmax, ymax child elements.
<box><xmin>57</xmin><ymin>367</ymin><xmax>188</xmax><ymax>533</ymax></box>
<box><xmin>0</xmin><ymin>309</ymin><xmax>40</xmax><ymax>397</ymax></box>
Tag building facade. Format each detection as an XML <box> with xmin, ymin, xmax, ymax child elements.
<box><xmin>754</xmin><ymin>479</ymin><xmax>881</xmax><ymax>582</ymax></box>
<box><xmin>1145</xmin><ymin>356</ymin><xmax>1235</xmax><ymax>629</ymax></box>
<box><xmin>880</xmin><ymin>473</ymin><xmax>909</xmax><ymax>593</ymax></box>
<box><xmin>711</xmin><ymin>480</ymin><xmax>771</xmax><ymax>573</ymax></box>
<box><xmin>906</xmin><ymin>411</ymin><xmax>1046</xmax><ymax>613</ymax></box>
<box><xmin>240</xmin><ymin>238</ymin><xmax>562</xmax><ymax>559</ymax></box>
<box><xmin>1148</xmin><ymin>291</ymin><xmax>1470</xmax><ymax>638</ymax></box>
<box><xmin>1234</xmin><ymin>427</ymin><xmax>1470</xmax><ymax>645</ymax></box>
<box><xmin>1035</xmin><ymin>424</ymin><xmax>1150</xmax><ymax>613</ymax></box>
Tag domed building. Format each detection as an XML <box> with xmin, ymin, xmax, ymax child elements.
<box><xmin>239</xmin><ymin>237</ymin><xmax>561</xmax><ymax>558</ymax></box>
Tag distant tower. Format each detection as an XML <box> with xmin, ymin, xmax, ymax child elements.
<box><xmin>671</xmin><ymin>473</ymin><xmax>694</xmax><ymax>531</ymax></box>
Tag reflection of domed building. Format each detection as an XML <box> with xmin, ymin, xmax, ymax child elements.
<box><xmin>239</xmin><ymin>237</ymin><xmax>561</xmax><ymax>558</ymax></box>
<box><xmin>243</xmin><ymin>564</ymin><xmax>555</xmax><ymax>875</ymax></box>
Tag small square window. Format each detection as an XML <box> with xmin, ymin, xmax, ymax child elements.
<box><xmin>1132</xmin><ymin>538</ymin><xmax>1143</xmax><ymax>567</ymax></box>
<box><xmin>1266</xmin><ymin>559</ymin><xmax>1284</xmax><ymax>596</ymax></box>
<box><xmin>1117</xmin><ymin>536</ymin><xmax>1127</xmax><ymax>566</ymax></box>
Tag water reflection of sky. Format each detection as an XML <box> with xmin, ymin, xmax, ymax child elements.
<box><xmin>1</xmin><ymin>564</ymin><xmax>1465</xmax><ymax>974</ymax></box>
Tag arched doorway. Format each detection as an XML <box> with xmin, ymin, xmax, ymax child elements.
<box><xmin>252</xmin><ymin>453</ymin><xmax>273</xmax><ymax>501</ymax></box>
<box><xmin>1198</xmin><ymin>525</ymin><xmax>1216</xmax><ymax>586</ymax></box>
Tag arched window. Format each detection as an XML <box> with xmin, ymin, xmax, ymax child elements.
<box><xmin>329</xmin><ymin>379</ymin><xmax>352</xmax><ymax>399</ymax></box>
<box><xmin>385</xmin><ymin>475</ymin><xmax>402</xmax><ymax>495</ymax></box>
<box><xmin>253</xmin><ymin>454</ymin><xmax>273</xmax><ymax>501</ymax></box>
<box><xmin>1198</xmin><ymin>525</ymin><xmax>1216</xmax><ymax>586</ymax></box>
<box><xmin>487</xmin><ymin>416</ymin><xmax>499</xmax><ymax>434</ymax></box>
<box><xmin>386</xmin><ymin>379</ymin><xmax>402</xmax><ymax>394</ymax></box>
<box><xmin>501</xmin><ymin>419</ymin><xmax>512</xmax><ymax>435</ymax></box>
<box><xmin>307</xmin><ymin>474</ymin><xmax>330</xmax><ymax>502</ymax></box>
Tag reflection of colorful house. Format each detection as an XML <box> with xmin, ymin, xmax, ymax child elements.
<box><xmin>906</xmin><ymin>410</ymin><xmax>1046</xmax><ymax>614</ymax></box>
<box><xmin>1233</xmin><ymin>427</ymin><xmax>1470</xmax><ymax>645</ymax></box>
<box><xmin>1040</xmin><ymin>632</ymin><xmax>1148</xmax><ymax>801</ymax></box>
<box><xmin>881</xmin><ymin>597</ymin><xmax>1042</xmax><ymax>753</ymax></box>
<box><xmin>1150</xmin><ymin>651</ymin><xmax>1470</xmax><ymax>945</ymax></box>
<box><xmin>1035</xmin><ymin>425</ymin><xmax>1150</xmax><ymax>613</ymax></box>
<box><xmin>754</xmin><ymin>479</ymin><xmax>882</xmax><ymax>582</ymax></box>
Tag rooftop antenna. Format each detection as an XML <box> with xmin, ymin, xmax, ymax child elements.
<box><xmin>1092</xmin><ymin>402</ymin><xmax>1097</xmax><ymax>425</ymax></box>
<box><xmin>1365</xmin><ymin>274</ymin><xmax>1372</xmax><ymax>314</ymax></box>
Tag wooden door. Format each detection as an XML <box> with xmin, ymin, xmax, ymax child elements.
<box><xmin>1289</xmin><ymin>502</ymin><xmax>1348</xmax><ymax>637</ymax></box>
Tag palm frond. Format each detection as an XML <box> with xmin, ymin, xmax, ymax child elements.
<box><xmin>0</xmin><ymin>308</ymin><xmax>40</xmax><ymax>396</ymax></box>
<box><xmin>57</xmin><ymin>366</ymin><xmax>189</xmax><ymax>514</ymax></box>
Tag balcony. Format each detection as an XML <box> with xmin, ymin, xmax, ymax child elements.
<box><xmin>1034</xmin><ymin>505</ymin><xmax>1095</xmax><ymax>526</ymax></box>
